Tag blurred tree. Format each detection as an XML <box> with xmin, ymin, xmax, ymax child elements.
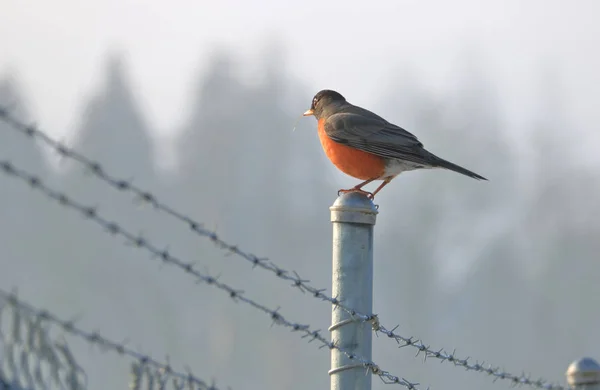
<box><xmin>525</xmin><ymin>64</ymin><xmax>600</xmax><ymax>360</ymax></box>
<box><xmin>374</xmin><ymin>71</ymin><xmax>446</xmax><ymax>330</ymax></box>
<box><xmin>64</xmin><ymin>53</ymin><xmax>156</xmax><ymax>184</ymax></box>
<box><xmin>47</xmin><ymin>54</ymin><xmax>184</xmax><ymax>390</ymax></box>
<box><xmin>57</xmin><ymin>52</ymin><xmax>161</xmax><ymax>275</ymax></box>
<box><xmin>0</xmin><ymin>74</ymin><xmax>48</xmax><ymax>174</ymax></box>
<box><xmin>56</xmin><ymin>51</ymin><xmax>163</xmax><ymax>279</ymax></box>
<box><xmin>172</xmin><ymin>45</ymin><xmax>335</xmax><ymax>390</ymax></box>
<box><xmin>374</xmin><ymin>57</ymin><xmax>523</xmax><ymax>382</ymax></box>
<box><xmin>0</xmin><ymin>73</ymin><xmax>55</xmax><ymax>281</ymax></box>
<box><xmin>174</xmin><ymin>44</ymin><xmax>332</xmax><ymax>247</ymax></box>
<box><xmin>174</xmin><ymin>49</ymin><xmax>245</xmax><ymax>225</ymax></box>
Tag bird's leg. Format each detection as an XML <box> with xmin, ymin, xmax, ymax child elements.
<box><xmin>353</xmin><ymin>178</ymin><xmax>375</xmax><ymax>190</ymax></box>
<box><xmin>369</xmin><ymin>179</ymin><xmax>392</xmax><ymax>199</ymax></box>
<box><xmin>337</xmin><ymin>178</ymin><xmax>376</xmax><ymax>198</ymax></box>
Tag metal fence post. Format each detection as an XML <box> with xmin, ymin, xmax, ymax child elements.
<box><xmin>328</xmin><ymin>191</ymin><xmax>378</xmax><ymax>390</ymax></box>
<box><xmin>566</xmin><ymin>358</ymin><xmax>600</xmax><ymax>390</ymax></box>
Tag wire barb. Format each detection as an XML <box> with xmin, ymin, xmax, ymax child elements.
<box><xmin>0</xmin><ymin>158</ymin><xmax>418</xmax><ymax>389</ymax></box>
<box><xmin>372</xmin><ymin>322</ymin><xmax>565</xmax><ymax>390</ymax></box>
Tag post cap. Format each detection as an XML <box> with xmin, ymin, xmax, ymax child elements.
<box><xmin>330</xmin><ymin>191</ymin><xmax>378</xmax><ymax>225</ymax></box>
<box><xmin>566</xmin><ymin>357</ymin><xmax>600</xmax><ymax>387</ymax></box>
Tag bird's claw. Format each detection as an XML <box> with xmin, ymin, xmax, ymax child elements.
<box><xmin>337</xmin><ymin>188</ymin><xmax>375</xmax><ymax>200</ymax></box>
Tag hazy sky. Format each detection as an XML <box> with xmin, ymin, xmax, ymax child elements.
<box><xmin>2</xmin><ymin>0</ymin><xmax>599</xmax><ymax>147</ymax></box>
<box><xmin>2</xmin><ymin>4</ymin><xmax>600</xmax><ymax>388</ymax></box>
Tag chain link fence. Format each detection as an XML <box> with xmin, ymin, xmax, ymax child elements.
<box><xmin>0</xmin><ymin>291</ymin><xmax>221</xmax><ymax>390</ymax></box>
<box><xmin>0</xmin><ymin>292</ymin><xmax>86</xmax><ymax>390</ymax></box>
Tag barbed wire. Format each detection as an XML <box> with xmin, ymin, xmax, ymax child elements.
<box><xmin>0</xmin><ymin>108</ymin><xmax>566</xmax><ymax>390</ymax></box>
<box><xmin>0</xmin><ymin>289</ymin><xmax>223</xmax><ymax>390</ymax></box>
<box><xmin>0</xmin><ymin>159</ymin><xmax>421</xmax><ymax>389</ymax></box>
<box><xmin>0</xmin><ymin>107</ymin><xmax>373</xmax><ymax>321</ymax></box>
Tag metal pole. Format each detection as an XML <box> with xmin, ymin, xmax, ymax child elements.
<box><xmin>328</xmin><ymin>191</ymin><xmax>378</xmax><ymax>390</ymax></box>
<box><xmin>566</xmin><ymin>357</ymin><xmax>600</xmax><ymax>390</ymax></box>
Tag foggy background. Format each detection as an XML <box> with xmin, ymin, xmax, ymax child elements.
<box><xmin>1</xmin><ymin>0</ymin><xmax>600</xmax><ymax>389</ymax></box>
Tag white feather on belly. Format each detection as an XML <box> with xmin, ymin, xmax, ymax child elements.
<box><xmin>382</xmin><ymin>158</ymin><xmax>434</xmax><ymax>178</ymax></box>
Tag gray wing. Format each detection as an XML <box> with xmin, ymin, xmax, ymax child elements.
<box><xmin>323</xmin><ymin>106</ymin><xmax>434</xmax><ymax>166</ymax></box>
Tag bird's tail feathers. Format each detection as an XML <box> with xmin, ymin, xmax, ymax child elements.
<box><xmin>429</xmin><ymin>155</ymin><xmax>488</xmax><ymax>181</ymax></box>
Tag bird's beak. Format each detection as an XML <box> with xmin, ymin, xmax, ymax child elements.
<box><xmin>303</xmin><ymin>109</ymin><xmax>314</xmax><ymax>116</ymax></box>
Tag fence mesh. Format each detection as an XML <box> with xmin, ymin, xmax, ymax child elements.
<box><xmin>0</xmin><ymin>292</ymin><xmax>87</xmax><ymax>390</ymax></box>
<box><xmin>0</xmin><ymin>291</ymin><xmax>222</xmax><ymax>390</ymax></box>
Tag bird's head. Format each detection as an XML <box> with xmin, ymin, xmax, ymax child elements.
<box><xmin>303</xmin><ymin>89</ymin><xmax>346</xmax><ymax>120</ymax></box>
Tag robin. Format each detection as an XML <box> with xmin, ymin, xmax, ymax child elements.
<box><xmin>303</xmin><ymin>89</ymin><xmax>487</xmax><ymax>199</ymax></box>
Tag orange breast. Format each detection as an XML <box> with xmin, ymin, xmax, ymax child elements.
<box><xmin>317</xmin><ymin>119</ymin><xmax>386</xmax><ymax>180</ymax></box>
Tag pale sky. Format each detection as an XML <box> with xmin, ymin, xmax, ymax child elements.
<box><xmin>2</xmin><ymin>4</ymin><xmax>599</xmax><ymax>385</ymax></box>
<box><xmin>2</xmin><ymin>0</ymin><xmax>599</xmax><ymax>150</ymax></box>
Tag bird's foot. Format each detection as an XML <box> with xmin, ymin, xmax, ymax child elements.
<box><xmin>337</xmin><ymin>188</ymin><xmax>375</xmax><ymax>200</ymax></box>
